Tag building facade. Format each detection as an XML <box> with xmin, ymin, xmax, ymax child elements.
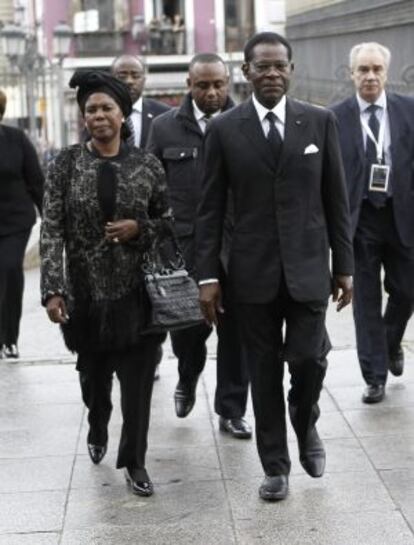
<box><xmin>0</xmin><ymin>0</ymin><xmax>286</xmax><ymax>148</ymax></box>
<box><xmin>286</xmin><ymin>0</ymin><xmax>414</xmax><ymax>105</ymax></box>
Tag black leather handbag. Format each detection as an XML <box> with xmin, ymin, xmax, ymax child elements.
<box><xmin>141</xmin><ymin>232</ymin><xmax>204</xmax><ymax>335</ymax></box>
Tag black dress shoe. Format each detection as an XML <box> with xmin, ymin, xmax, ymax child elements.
<box><xmin>174</xmin><ymin>380</ymin><xmax>197</xmax><ymax>418</ymax></box>
<box><xmin>259</xmin><ymin>475</ymin><xmax>289</xmax><ymax>501</ymax></box>
<box><xmin>389</xmin><ymin>347</ymin><xmax>404</xmax><ymax>377</ymax></box>
<box><xmin>124</xmin><ymin>467</ymin><xmax>154</xmax><ymax>497</ymax></box>
<box><xmin>87</xmin><ymin>442</ymin><xmax>107</xmax><ymax>465</ymax></box>
<box><xmin>4</xmin><ymin>344</ymin><xmax>19</xmax><ymax>359</ymax></box>
<box><xmin>362</xmin><ymin>384</ymin><xmax>385</xmax><ymax>404</ymax></box>
<box><xmin>219</xmin><ymin>417</ymin><xmax>252</xmax><ymax>439</ymax></box>
<box><xmin>299</xmin><ymin>428</ymin><xmax>326</xmax><ymax>478</ymax></box>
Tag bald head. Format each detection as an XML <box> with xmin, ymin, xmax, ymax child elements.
<box><xmin>111</xmin><ymin>55</ymin><xmax>146</xmax><ymax>103</ymax></box>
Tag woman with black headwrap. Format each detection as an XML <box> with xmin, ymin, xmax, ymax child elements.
<box><xmin>40</xmin><ymin>70</ymin><xmax>172</xmax><ymax>497</ymax></box>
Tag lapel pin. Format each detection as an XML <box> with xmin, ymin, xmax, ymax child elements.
<box><xmin>295</xmin><ymin>120</ymin><xmax>302</xmax><ymax>125</ymax></box>
<box><xmin>148</xmin><ymin>113</ymin><xmax>153</xmax><ymax>118</ymax></box>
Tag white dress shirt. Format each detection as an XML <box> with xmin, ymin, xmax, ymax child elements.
<box><xmin>199</xmin><ymin>95</ymin><xmax>287</xmax><ymax>287</ymax></box>
<box><xmin>252</xmin><ymin>93</ymin><xmax>286</xmax><ymax>140</ymax></box>
<box><xmin>192</xmin><ymin>100</ymin><xmax>221</xmax><ymax>133</ymax></box>
<box><xmin>356</xmin><ymin>90</ymin><xmax>391</xmax><ymax>168</ymax></box>
<box><xmin>129</xmin><ymin>96</ymin><xmax>143</xmax><ymax>147</ymax></box>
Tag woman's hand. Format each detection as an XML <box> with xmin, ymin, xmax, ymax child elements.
<box><xmin>105</xmin><ymin>220</ymin><xmax>139</xmax><ymax>243</ymax></box>
<box><xmin>46</xmin><ymin>295</ymin><xmax>68</xmax><ymax>324</ymax></box>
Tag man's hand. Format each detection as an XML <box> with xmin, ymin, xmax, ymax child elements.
<box><xmin>332</xmin><ymin>275</ymin><xmax>353</xmax><ymax>311</ymax></box>
<box><xmin>105</xmin><ymin>220</ymin><xmax>139</xmax><ymax>243</ymax></box>
<box><xmin>199</xmin><ymin>282</ymin><xmax>224</xmax><ymax>326</ymax></box>
<box><xmin>46</xmin><ymin>295</ymin><xmax>68</xmax><ymax>324</ymax></box>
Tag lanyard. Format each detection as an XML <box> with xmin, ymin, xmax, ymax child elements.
<box><xmin>361</xmin><ymin>109</ymin><xmax>386</xmax><ymax>164</ymax></box>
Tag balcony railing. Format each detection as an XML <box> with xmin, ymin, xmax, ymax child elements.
<box><xmin>74</xmin><ymin>31</ymin><xmax>125</xmax><ymax>57</ymax></box>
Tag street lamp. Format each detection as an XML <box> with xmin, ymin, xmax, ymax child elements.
<box><xmin>1</xmin><ymin>23</ymin><xmax>40</xmax><ymax>142</ymax></box>
<box><xmin>53</xmin><ymin>22</ymin><xmax>73</xmax><ymax>148</ymax></box>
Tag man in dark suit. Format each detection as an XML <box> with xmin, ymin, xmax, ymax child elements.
<box><xmin>111</xmin><ymin>54</ymin><xmax>170</xmax><ymax>148</ymax></box>
<box><xmin>331</xmin><ymin>42</ymin><xmax>414</xmax><ymax>404</ymax></box>
<box><xmin>147</xmin><ymin>53</ymin><xmax>251</xmax><ymax>439</ymax></box>
<box><xmin>197</xmin><ymin>33</ymin><xmax>353</xmax><ymax>501</ymax></box>
<box><xmin>112</xmin><ymin>53</ymin><xmax>170</xmax><ymax>381</ymax></box>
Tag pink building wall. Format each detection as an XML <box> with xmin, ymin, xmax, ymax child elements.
<box><xmin>194</xmin><ymin>0</ymin><xmax>216</xmax><ymax>53</ymax></box>
<box><xmin>42</xmin><ymin>0</ymin><xmax>71</xmax><ymax>59</ymax></box>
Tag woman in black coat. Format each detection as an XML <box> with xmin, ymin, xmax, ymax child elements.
<box><xmin>0</xmin><ymin>89</ymin><xmax>44</xmax><ymax>359</ymax></box>
<box><xmin>40</xmin><ymin>71</ymin><xmax>172</xmax><ymax>497</ymax></box>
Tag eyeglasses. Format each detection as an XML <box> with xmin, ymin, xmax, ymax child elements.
<box><xmin>251</xmin><ymin>61</ymin><xmax>291</xmax><ymax>74</ymax></box>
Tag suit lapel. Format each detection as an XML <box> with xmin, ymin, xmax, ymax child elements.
<box><xmin>140</xmin><ymin>99</ymin><xmax>153</xmax><ymax>148</ymax></box>
<box><xmin>277</xmin><ymin>98</ymin><xmax>308</xmax><ymax>173</ymax></box>
<box><xmin>387</xmin><ymin>93</ymin><xmax>407</xmax><ymax>166</ymax></box>
<box><xmin>346</xmin><ymin>96</ymin><xmax>365</xmax><ymax>165</ymax></box>
<box><xmin>238</xmin><ymin>98</ymin><xmax>276</xmax><ymax>171</ymax></box>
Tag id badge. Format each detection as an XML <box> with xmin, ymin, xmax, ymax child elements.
<box><xmin>369</xmin><ymin>164</ymin><xmax>390</xmax><ymax>193</ymax></box>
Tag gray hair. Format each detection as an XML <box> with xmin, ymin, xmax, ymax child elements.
<box><xmin>349</xmin><ymin>42</ymin><xmax>391</xmax><ymax>71</ymax></box>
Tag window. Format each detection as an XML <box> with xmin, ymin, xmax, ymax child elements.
<box><xmin>225</xmin><ymin>0</ymin><xmax>255</xmax><ymax>52</ymax></box>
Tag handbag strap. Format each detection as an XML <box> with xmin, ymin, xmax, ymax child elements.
<box><xmin>142</xmin><ymin>225</ymin><xmax>185</xmax><ymax>276</ymax></box>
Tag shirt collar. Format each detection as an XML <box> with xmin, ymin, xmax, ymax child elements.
<box><xmin>356</xmin><ymin>90</ymin><xmax>387</xmax><ymax>113</ymax></box>
<box><xmin>252</xmin><ymin>93</ymin><xmax>286</xmax><ymax>125</ymax></box>
<box><xmin>132</xmin><ymin>96</ymin><xmax>143</xmax><ymax>113</ymax></box>
<box><xmin>192</xmin><ymin>99</ymin><xmax>221</xmax><ymax>121</ymax></box>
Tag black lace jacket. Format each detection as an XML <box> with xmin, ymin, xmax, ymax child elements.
<box><xmin>40</xmin><ymin>144</ymin><xmax>172</xmax><ymax>353</ymax></box>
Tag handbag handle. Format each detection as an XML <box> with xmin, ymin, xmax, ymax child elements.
<box><xmin>142</xmin><ymin>226</ymin><xmax>186</xmax><ymax>276</ymax></box>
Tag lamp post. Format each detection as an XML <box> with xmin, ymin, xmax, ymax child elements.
<box><xmin>53</xmin><ymin>22</ymin><xmax>73</xmax><ymax>148</ymax></box>
<box><xmin>1</xmin><ymin>23</ymin><xmax>39</xmax><ymax>142</ymax></box>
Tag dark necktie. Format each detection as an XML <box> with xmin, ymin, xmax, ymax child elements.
<box><xmin>365</xmin><ymin>104</ymin><xmax>387</xmax><ymax>208</ymax></box>
<box><xmin>265</xmin><ymin>111</ymin><xmax>282</xmax><ymax>166</ymax></box>
<box><xmin>125</xmin><ymin>116</ymin><xmax>136</xmax><ymax>147</ymax></box>
<box><xmin>202</xmin><ymin>113</ymin><xmax>211</xmax><ymax>133</ymax></box>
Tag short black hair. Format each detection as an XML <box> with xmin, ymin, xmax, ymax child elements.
<box><xmin>189</xmin><ymin>53</ymin><xmax>226</xmax><ymax>72</ymax></box>
<box><xmin>111</xmin><ymin>54</ymin><xmax>146</xmax><ymax>73</ymax></box>
<box><xmin>244</xmin><ymin>32</ymin><xmax>292</xmax><ymax>63</ymax></box>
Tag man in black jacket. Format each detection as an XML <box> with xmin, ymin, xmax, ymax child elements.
<box><xmin>147</xmin><ymin>53</ymin><xmax>251</xmax><ymax>439</ymax></box>
<box><xmin>111</xmin><ymin>54</ymin><xmax>170</xmax><ymax>148</ymax></box>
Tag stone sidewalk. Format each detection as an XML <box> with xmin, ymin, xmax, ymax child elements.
<box><xmin>1</xmin><ymin>267</ymin><xmax>414</xmax><ymax>544</ymax></box>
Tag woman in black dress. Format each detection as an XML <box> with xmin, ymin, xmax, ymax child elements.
<box><xmin>40</xmin><ymin>71</ymin><xmax>171</xmax><ymax>497</ymax></box>
<box><xmin>0</xmin><ymin>89</ymin><xmax>44</xmax><ymax>359</ymax></box>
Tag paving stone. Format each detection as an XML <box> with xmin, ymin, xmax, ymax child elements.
<box><xmin>0</xmin><ymin>534</ymin><xmax>59</xmax><ymax>545</ymax></box>
<box><xmin>0</xmin><ymin>456</ymin><xmax>73</xmax><ymax>493</ymax></box>
<box><xmin>64</xmin><ymin>480</ymin><xmax>229</xmax><ymax>530</ymax></box>
<box><xmin>0</xmin><ymin>491</ymin><xmax>65</xmax><ymax>534</ymax></box>
<box><xmin>71</xmin><ymin>445</ymin><xmax>222</xmax><ymax>489</ymax></box>
<box><xmin>343</xmin><ymin>407</ymin><xmax>414</xmax><ymax>437</ymax></box>
<box><xmin>219</xmin><ymin>437</ymin><xmax>373</xmax><ymax>480</ymax></box>
<box><xmin>328</xmin><ymin>380</ymin><xmax>414</xmax><ymax>410</ymax></box>
<box><xmin>235</xmin><ymin>511</ymin><xmax>414</xmax><ymax>545</ymax></box>
<box><xmin>360</xmin><ymin>434</ymin><xmax>414</xmax><ymax>470</ymax></box>
<box><xmin>227</xmin><ymin>471</ymin><xmax>394</xmax><ymax>525</ymax></box>
<box><xmin>61</xmin><ymin>521</ymin><xmax>236</xmax><ymax>545</ymax></box>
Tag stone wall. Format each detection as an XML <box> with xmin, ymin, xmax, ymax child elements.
<box><xmin>286</xmin><ymin>0</ymin><xmax>414</xmax><ymax>105</ymax></box>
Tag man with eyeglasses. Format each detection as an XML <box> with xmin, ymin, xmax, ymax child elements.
<box><xmin>147</xmin><ymin>53</ymin><xmax>251</xmax><ymax>440</ymax></box>
<box><xmin>196</xmin><ymin>32</ymin><xmax>353</xmax><ymax>501</ymax></box>
<box><xmin>331</xmin><ymin>43</ymin><xmax>414</xmax><ymax>404</ymax></box>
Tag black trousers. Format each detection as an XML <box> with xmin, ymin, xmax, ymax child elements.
<box><xmin>237</xmin><ymin>278</ymin><xmax>330</xmax><ymax>476</ymax></box>
<box><xmin>353</xmin><ymin>201</ymin><xmax>414</xmax><ymax>386</ymax></box>
<box><xmin>0</xmin><ymin>230</ymin><xmax>31</xmax><ymax>347</ymax></box>
<box><xmin>170</xmin><ymin>275</ymin><xmax>249</xmax><ymax>419</ymax></box>
<box><xmin>77</xmin><ymin>334</ymin><xmax>163</xmax><ymax>478</ymax></box>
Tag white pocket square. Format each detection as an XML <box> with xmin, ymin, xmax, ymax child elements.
<box><xmin>304</xmin><ymin>144</ymin><xmax>319</xmax><ymax>155</ymax></box>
